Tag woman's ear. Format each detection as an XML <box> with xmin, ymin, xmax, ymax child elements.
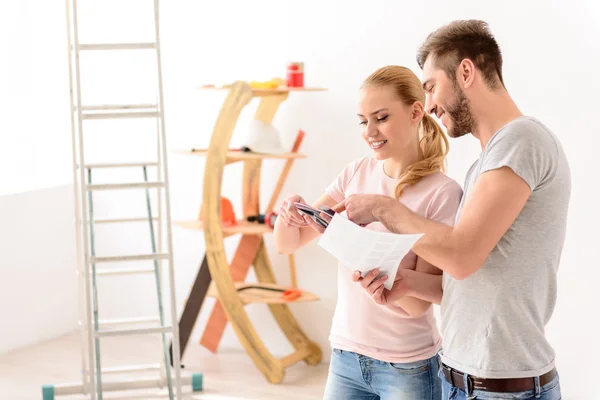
<box><xmin>411</xmin><ymin>102</ymin><xmax>424</xmax><ymax>125</ymax></box>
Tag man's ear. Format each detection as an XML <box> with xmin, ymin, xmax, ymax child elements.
<box><xmin>458</xmin><ymin>59</ymin><xmax>476</xmax><ymax>89</ymax></box>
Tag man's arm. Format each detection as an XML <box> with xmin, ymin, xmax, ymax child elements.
<box><xmin>391</xmin><ymin>257</ymin><xmax>442</xmax><ymax>316</ymax></box>
<box><xmin>374</xmin><ymin>167</ymin><xmax>531</xmax><ymax>280</ymax></box>
<box><xmin>399</xmin><ymin>268</ymin><xmax>443</xmax><ymax>305</ymax></box>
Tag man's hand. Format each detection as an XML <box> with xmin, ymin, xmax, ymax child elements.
<box><xmin>352</xmin><ymin>268</ymin><xmax>412</xmax><ymax>305</ymax></box>
<box><xmin>333</xmin><ymin>194</ymin><xmax>398</xmax><ymax>226</ymax></box>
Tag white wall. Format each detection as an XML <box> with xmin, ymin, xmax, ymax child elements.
<box><xmin>0</xmin><ymin>185</ymin><xmax>78</xmax><ymax>354</ymax></box>
<box><xmin>0</xmin><ymin>2</ymin><xmax>72</xmax><ymax>196</ymax></box>
<box><xmin>2</xmin><ymin>0</ymin><xmax>600</xmax><ymax>397</ymax></box>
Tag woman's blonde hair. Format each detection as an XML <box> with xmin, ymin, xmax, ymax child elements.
<box><xmin>362</xmin><ymin>65</ymin><xmax>450</xmax><ymax>199</ymax></box>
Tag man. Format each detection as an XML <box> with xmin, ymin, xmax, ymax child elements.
<box><xmin>334</xmin><ymin>20</ymin><xmax>570</xmax><ymax>399</ymax></box>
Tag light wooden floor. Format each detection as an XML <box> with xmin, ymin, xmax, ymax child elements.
<box><xmin>0</xmin><ymin>332</ymin><xmax>329</xmax><ymax>400</ymax></box>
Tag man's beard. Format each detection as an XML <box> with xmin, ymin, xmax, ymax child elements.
<box><xmin>446</xmin><ymin>85</ymin><xmax>476</xmax><ymax>138</ymax></box>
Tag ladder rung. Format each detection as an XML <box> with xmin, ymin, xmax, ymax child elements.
<box><xmin>86</xmin><ymin>182</ymin><xmax>164</xmax><ymax>191</ymax></box>
<box><xmin>81</xmin><ymin>104</ymin><xmax>157</xmax><ymax>111</ymax></box>
<box><xmin>90</xmin><ymin>253</ymin><xmax>169</xmax><ymax>263</ymax></box>
<box><xmin>51</xmin><ymin>374</ymin><xmax>201</xmax><ymax>396</ymax></box>
<box><xmin>93</xmin><ymin>217</ymin><xmax>158</xmax><ymax>224</ymax></box>
<box><xmin>97</xmin><ymin>363</ymin><xmax>161</xmax><ymax>375</ymax></box>
<box><xmin>96</xmin><ymin>267</ymin><xmax>156</xmax><ymax>276</ymax></box>
<box><xmin>82</xmin><ymin>111</ymin><xmax>159</xmax><ymax>120</ymax></box>
<box><xmin>95</xmin><ymin>326</ymin><xmax>172</xmax><ymax>338</ymax></box>
<box><xmin>84</xmin><ymin>162</ymin><xmax>158</xmax><ymax>169</ymax></box>
<box><xmin>99</xmin><ymin>317</ymin><xmax>161</xmax><ymax>328</ymax></box>
<box><xmin>54</xmin><ymin>390</ymin><xmax>182</xmax><ymax>400</ymax></box>
<box><xmin>79</xmin><ymin>43</ymin><xmax>156</xmax><ymax>51</ymax></box>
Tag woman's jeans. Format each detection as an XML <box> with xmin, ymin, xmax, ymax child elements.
<box><xmin>323</xmin><ymin>348</ymin><xmax>442</xmax><ymax>400</ymax></box>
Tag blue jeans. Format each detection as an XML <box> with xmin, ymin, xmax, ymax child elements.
<box><xmin>323</xmin><ymin>348</ymin><xmax>442</xmax><ymax>400</ymax></box>
<box><xmin>438</xmin><ymin>366</ymin><xmax>562</xmax><ymax>400</ymax></box>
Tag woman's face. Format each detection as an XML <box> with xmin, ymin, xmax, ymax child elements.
<box><xmin>358</xmin><ymin>85</ymin><xmax>418</xmax><ymax>160</ymax></box>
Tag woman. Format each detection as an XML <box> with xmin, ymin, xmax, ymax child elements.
<box><xmin>273</xmin><ymin>65</ymin><xmax>462</xmax><ymax>399</ymax></box>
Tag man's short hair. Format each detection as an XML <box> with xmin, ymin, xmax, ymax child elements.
<box><xmin>417</xmin><ymin>20</ymin><xmax>504</xmax><ymax>89</ymax></box>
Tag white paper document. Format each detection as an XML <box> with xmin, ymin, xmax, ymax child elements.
<box><xmin>318</xmin><ymin>213</ymin><xmax>423</xmax><ymax>290</ymax></box>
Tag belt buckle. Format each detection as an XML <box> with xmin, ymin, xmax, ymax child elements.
<box><xmin>465</xmin><ymin>373</ymin><xmax>474</xmax><ymax>393</ymax></box>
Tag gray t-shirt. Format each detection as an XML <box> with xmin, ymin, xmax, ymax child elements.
<box><xmin>440</xmin><ymin>116</ymin><xmax>571</xmax><ymax>379</ymax></box>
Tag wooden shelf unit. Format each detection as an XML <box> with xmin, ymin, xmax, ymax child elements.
<box><xmin>172</xmin><ymin>80</ymin><xmax>324</xmax><ymax>384</ymax></box>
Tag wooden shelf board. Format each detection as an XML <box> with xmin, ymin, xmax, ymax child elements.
<box><xmin>207</xmin><ymin>282</ymin><xmax>320</xmax><ymax>304</ymax></box>
<box><xmin>172</xmin><ymin>149</ymin><xmax>307</xmax><ymax>162</ymax></box>
<box><xmin>197</xmin><ymin>84</ymin><xmax>327</xmax><ymax>96</ymax></box>
<box><xmin>173</xmin><ymin>220</ymin><xmax>272</xmax><ymax>236</ymax></box>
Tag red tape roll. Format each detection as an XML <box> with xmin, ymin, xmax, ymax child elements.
<box><xmin>265</xmin><ymin>211</ymin><xmax>277</xmax><ymax>229</ymax></box>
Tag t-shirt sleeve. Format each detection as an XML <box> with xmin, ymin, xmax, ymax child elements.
<box><xmin>479</xmin><ymin>120</ymin><xmax>558</xmax><ymax>191</ymax></box>
<box><xmin>427</xmin><ymin>180</ymin><xmax>463</xmax><ymax>226</ymax></box>
<box><xmin>325</xmin><ymin>157</ymin><xmax>366</xmax><ymax>203</ymax></box>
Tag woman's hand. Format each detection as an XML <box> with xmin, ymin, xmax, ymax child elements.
<box><xmin>301</xmin><ymin>210</ymin><xmax>333</xmax><ymax>234</ymax></box>
<box><xmin>352</xmin><ymin>268</ymin><xmax>412</xmax><ymax>305</ymax></box>
<box><xmin>278</xmin><ymin>194</ymin><xmax>309</xmax><ymax>228</ymax></box>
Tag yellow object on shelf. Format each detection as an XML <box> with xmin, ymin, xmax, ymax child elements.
<box><xmin>249</xmin><ymin>78</ymin><xmax>285</xmax><ymax>89</ymax></box>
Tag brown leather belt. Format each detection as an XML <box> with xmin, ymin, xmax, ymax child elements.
<box><xmin>441</xmin><ymin>363</ymin><xmax>557</xmax><ymax>393</ymax></box>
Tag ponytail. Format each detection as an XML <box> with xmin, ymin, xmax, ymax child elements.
<box><xmin>393</xmin><ymin>113</ymin><xmax>449</xmax><ymax>199</ymax></box>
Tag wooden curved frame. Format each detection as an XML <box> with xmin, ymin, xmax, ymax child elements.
<box><xmin>201</xmin><ymin>81</ymin><xmax>321</xmax><ymax>383</ymax></box>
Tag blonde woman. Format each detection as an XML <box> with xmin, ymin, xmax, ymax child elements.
<box><xmin>274</xmin><ymin>65</ymin><xmax>462</xmax><ymax>399</ymax></box>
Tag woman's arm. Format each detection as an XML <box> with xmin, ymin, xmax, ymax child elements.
<box><xmin>355</xmin><ymin>257</ymin><xmax>443</xmax><ymax>318</ymax></box>
<box><xmin>273</xmin><ymin>192</ymin><xmax>339</xmax><ymax>254</ymax></box>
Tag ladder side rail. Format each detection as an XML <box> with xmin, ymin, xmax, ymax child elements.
<box><xmin>70</xmin><ymin>0</ymin><xmax>98</xmax><ymax>397</ymax></box>
<box><xmin>152</xmin><ymin>0</ymin><xmax>183</xmax><ymax>397</ymax></box>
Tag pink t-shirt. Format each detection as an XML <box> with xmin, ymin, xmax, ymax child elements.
<box><xmin>325</xmin><ymin>157</ymin><xmax>463</xmax><ymax>363</ymax></box>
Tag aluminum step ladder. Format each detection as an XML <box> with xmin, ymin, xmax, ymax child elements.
<box><xmin>42</xmin><ymin>1</ymin><xmax>203</xmax><ymax>399</ymax></box>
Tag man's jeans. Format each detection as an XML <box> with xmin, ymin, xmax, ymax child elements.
<box><xmin>438</xmin><ymin>365</ymin><xmax>562</xmax><ymax>400</ymax></box>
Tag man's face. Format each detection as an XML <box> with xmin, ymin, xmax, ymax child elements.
<box><xmin>421</xmin><ymin>57</ymin><xmax>475</xmax><ymax>138</ymax></box>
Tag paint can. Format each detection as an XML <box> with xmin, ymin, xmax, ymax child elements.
<box><xmin>286</xmin><ymin>62</ymin><xmax>304</xmax><ymax>87</ymax></box>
